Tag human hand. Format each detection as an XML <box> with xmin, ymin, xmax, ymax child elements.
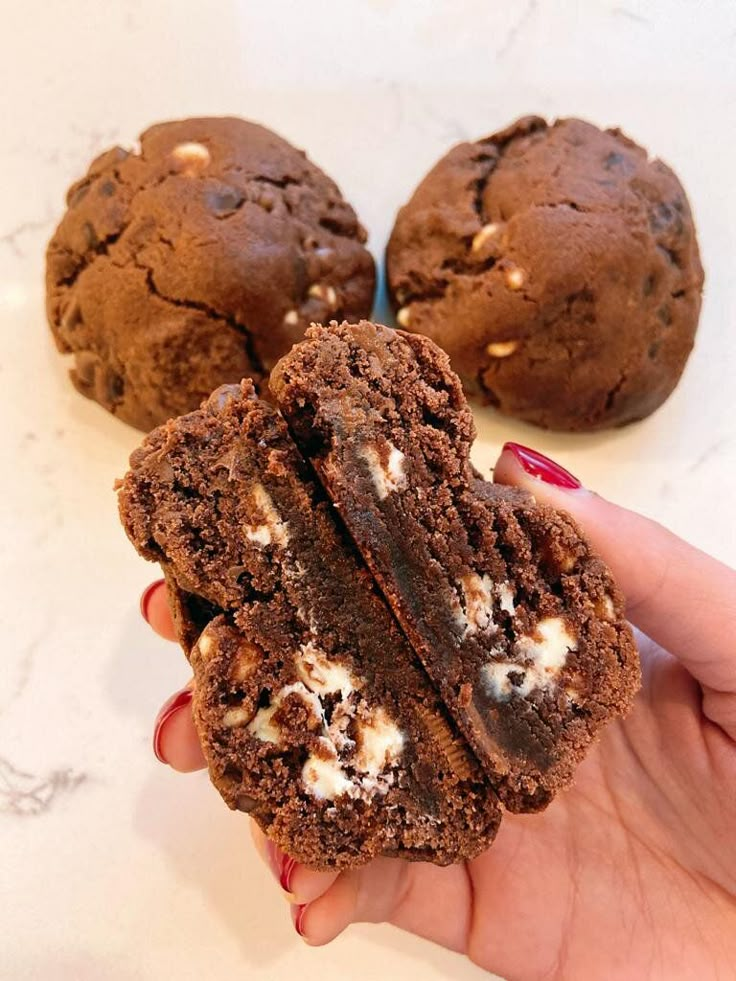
<box><xmin>143</xmin><ymin>442</ymin><xmax>736</xmax><ymax>979</ymax></box>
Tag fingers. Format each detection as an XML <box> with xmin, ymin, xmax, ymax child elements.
<box><xmin>291</xmin><ymin>858</ymin><xmax>411</xmax><ymax>946</ymax></box>
<box><xmin>249</xmin><ymin>823</ymin><xmax>339</xmax><ymax>905</ymax></box>
<box><xmin>152</xmin><ymin>684</ymin><xmax>206</xmax><ymax>771</ymax></box>
<box><xmin>140</xmin><ymin>580</ymin><xmax>177</xmax><ymax>641</ymax></box>
<box><xmin>494</xmin><ymin>443</ymin><xmax>736</xmax><ymax>700</ymax></box>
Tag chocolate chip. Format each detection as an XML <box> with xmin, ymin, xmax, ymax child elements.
<box><xmin>99</xmin><ymin>180</ymin><xmax>116</xmax><ymax>198</ymax></box>
<box><xmin>235</xmin><ymin>794</ymin><xmax>258</xmax><ymax>813</ymax></box>
<box><xmin>642</xmin><ymin>273</ymin><xmax>656</xmax><ymax>296</ymax></box>
<box><xmin>69</xmin><ymin>182</ymin><xmax>90</xmax><ymax>207</ymax></box>
<box><xmin>83</xmin><ymin>221</ymin><xmax>99</xmax><ymax>250</ymax></box>
<box><xmin>105</xmin><ymin>370</ymin><xmax>124</xmax><ymax>402</ymax></box>
<box><xmin>205</xmin><ymin>186</ymin><xmax>245</xmax><ymax>215</ymax></box>
<box><xmin>73</xmin><ymin>351</ymin><xmax>98</xmax><ymax>388</ymax></box>
<box><xmin>657</xmin><ymin>305</ymin><xmax>672</xmax><ymax>326</ymax></box>
<box><xmin>61</xmin><ymin>298</ymin><xmax>82</xmax><ymax>331</ymax></box>
<box><xmin>603</xmin><ymin>151</ymin><xmax>624</xmax><ymax>170</ymax></box>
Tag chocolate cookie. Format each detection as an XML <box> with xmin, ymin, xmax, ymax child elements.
<box><xmin>386</xmin><ymin>116</ymin><xmax>703</xmax><ymax>430</ymax></box>
<box><xmin>118</xmin><ymin>382</ymin><xmax>500</xmax><ymax>868</ymax></box>
<box><xmin>272</xmin><ymin>322</ymin><xmax>640</xmax><ymax>809</ymax></box>
<box><xmin>47</xmin><ymin>117</ymin><xmax>375</xmax><ymax>431</ymax></box>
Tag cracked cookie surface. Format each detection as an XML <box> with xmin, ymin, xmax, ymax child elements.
<box><xmin>272</xmin><ymin>321</ymin><xmax>640</xmax><ymax>809</ymax></box>
<box><xmin>386</xmin><ymin>116</ymin><xmax>703</xmax><ymax>431</ymax></box>
<box><xmin>118</xmin><ymin>381</ymin><xmax>500</xmax><ymax>868</ymax></box>
<box><xmin>47</xmin><ymin>117</ymin><xmax>375</xmax><ymax>431</ymax></box>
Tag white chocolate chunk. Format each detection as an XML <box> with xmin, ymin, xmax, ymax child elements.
<box><xmin>354</xmin><ymin>708</ymin><xmax>405</xmax><ymax>777</ymax></box>
<box><xmin>197</xmin><ymin>629</ymin><xmax>215</xmax><ymax>658</ymax></box>
<box><xmin>245</xmin><ymin>484</ymin><xmax>289</xmax><ymax>547</ymax></box>
<box><xmin>458</xmin><ymin>573</ymin><xmax>496</xmax><ymax>636</ymax></box>
<box><xmin>516</xmin><ymin>617</ymin><xmax>577</xmax><ymax>674</ymax></box>
<box><xmin>483</xmin><ymin>661</ymin><xmax>527</xmax><ymax>701</ymax></box>
<box><xmin>600</xmin><ymin>594</ymin><xmax>615</xmax><ymax>620</ymax></box>
<box><xmin>396</xmin><ymin>306</ymin><xmax>411</xmax><ymax>327</ymax></box>
<box><xmin>302</xmin><ymin>739</ymin><xmax>353</xmax><ymax>800</ymax></box>
<box><xmin>283</xmin><ymin>309</ymin><xmax>300</xmax><ymax>326</ymax></box>
<box><xmin>505</xmin><ymin>266</ymin><xmax>525</xmax><ymax>290</ymax></box>
<box><xmin>171</xmin><ymin>141</ymin><xmax>211</xmax><ymax>173</ymax></box>
<box><xmin>295</xmin><ymin>642</ymin><xmax>356</xmax><ymax>699</ymax></box>
<box><xmin>308</xmin><ymin>283</ymin><xmax>338</xmax><ymax>308</ymax></box>
<box><xmin>222</xmin><ymin>706</ymin><xmax>253</xmax><ymax>728</ymax></box>
<box><xmin>472</xmin><ymin>222</ymin><xmax>502</xmax><ymax>252</ymax></box>
<box><xmin>360</xmin><ymin>442</ymin><xmax>406</xmax><ymax>500</ymax></box>
<box><xmin>326</xmin><ymin>700</ymin><xmax>357</xmax><ymax>753</ymax></box>
<box><xmin>482</xmin><ymin>617</ymin><xmax>578</xmax><ymax>702</ymax></box>
<box><xmin>497</xmin><ymin>582</ymin><xmax>516</xmax><ymax>616</ymax></box>
<box><xmin>247</xmin><ymin>682</ymin><xmax>322</xmax><ymax>744</ymax></box>
<box><xmin>486</xmin><ymin>340</ymin><xmax>519</xmax><ymax>358</ymax></box>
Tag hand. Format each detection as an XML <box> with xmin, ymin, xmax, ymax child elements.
<box><xmin>143</xmin><ymin>442</ymin><xmax>736</xmax><ymax>980</ymax></box>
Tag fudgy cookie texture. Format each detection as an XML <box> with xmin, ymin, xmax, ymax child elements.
<box><xmin>47</xmin><ymin>117</ymin><xmax>375</xmax><ymax>431</ymax></box>
<box><xmin>386</xmin><ymin>116</ymin><xmax>703</xmax><ymax>430</ymax></box>
<box><xmin>118</xmin><ymin>381</ymin><xmax>501</xmax><ymax>868</ymax></box>
<box><xmin>271</xmin><ymin>322</ymin><xmax>640</xmax><ymax>810</ymax></box>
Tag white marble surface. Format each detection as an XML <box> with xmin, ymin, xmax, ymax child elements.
<box><xmin>2</xmin><ymin>1</ymin><xmax>735</xmax><ymax>978</ymax></box>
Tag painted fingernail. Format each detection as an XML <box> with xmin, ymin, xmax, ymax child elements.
<box><xmin>291</xmin><ymin>903</ymin><xmax>308</xmax><ymax>938</ymax></box>
<box><xmin>152</xmin><ymin>687</ymin><xmax>193</xmax><ymax>764</ymax></box>
<box><xmin>140</xmin><ymin>579</ymin><xmax>165</xmax><ymax>624</ymax></box>
<box><xmin>265</xmin><ymin>839</ymin><xmax>299</xmax><ymax>895</ymax></box>
<box><xmin>502</xmin><ymin>442</ymin><xmax>582</xmax><ymax>489</ymax></box>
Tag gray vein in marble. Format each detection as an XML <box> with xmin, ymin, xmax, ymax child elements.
<box><xmin>0</xmin><ymin>216</ymin><xmax>54</xmax><ymax>258</ymax></box>
<box><xmin>8</xmin><ymin>638</ymin><xmax>38</xmax><ymax>708</ymax></box>
<box><xmin>496</xmin><ymin>0</ymin><xmax>538</xmax><ymax>60</ymax></box>
<box><xmin>0</xmin><ymin>614</ymin><xmax>52</xmax><ymax>715</ymax></box>
<box><xmin>686</xmin><ymin>435</ymin><xmax>732</xmax><ymax>473</ymax></box>
<box><xmin>0</xmin><ymin>757</ymin><xmax>85</xmax><ymax>816</ymax></box>
<box><xmin>610</xmin><ymin>6</ymin><xmax>652</xmax><ymax>25</ymax></box>
<box><xmin>69</xmin><ymin>123</ymin><xmax>121</xmax><ymax>162</ymax></box>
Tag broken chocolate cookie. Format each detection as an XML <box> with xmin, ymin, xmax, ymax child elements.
<box><xmin>118</xmin><ymin>381</ymin><xmax>500</xmax><ymax>868</ymax></box>
<box><xmin>271</xmin><ymin>321</ymin><xmax>640</xmax><ymax>810</ymax></box>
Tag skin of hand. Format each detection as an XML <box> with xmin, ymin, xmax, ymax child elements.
<box><xmin>142</xmin><ymin>442</ymin><xmax>736</xmax><ymax>980</ymax></box>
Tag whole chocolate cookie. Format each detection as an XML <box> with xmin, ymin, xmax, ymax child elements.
<box><xmin>47</xmin><ymin>117</ymin><xmax>375</xmax><ymax>431</ymax></box>
<box><xmin>386</xmin><ymin>116</ymin><xmax>703</xmax><ymax>430</ymax></box>
<box><xmin>118</xmin><ymin>382</ymin><xmax>501</xmax><ymax>868</ymax></box>
<box><xmin>272</xmin><ymin>322</ymin><xmax>640</xmax><ymax>810</ymax></box>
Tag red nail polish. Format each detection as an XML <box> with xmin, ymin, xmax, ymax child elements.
<box><xmin>152</xmin><ymin>687</ymin><xmax>193</xmax><ymax>764</ymax></box>
<box><xmin>503</xmin><ymin>442</ymin><xmax>581</xmax><ymax>489</ymax></box>
<box><xmin>140</xmin><ymin>579</ymin><xmax>165</xmax><ymax>624</ymax></box>
<box><xmin>266</xmin><ymin>840</ymin><xmax>298</xmax><ymax>893</ymax></box>
<box><xmin>291</xmin><ymin>903</ymin><xmax>308</xmax><ymax>938</ymax></box>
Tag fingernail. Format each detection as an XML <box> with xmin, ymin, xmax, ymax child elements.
<box><xmin>291</xmin><ymin>903</ymin><xmax>308</xmax><ymax>938</ymax></box>
<box><xmin>140</xmin><ymin>579</ymin><xmax>165</xmax><ymax>624</ymax></box>
<box><xmin>502</xmin><ymin>442</ymin><xmax>582</xmax><ymax>489</ymax></box>
<box><xmin>265</xmin><ymin>839</ymin><xmax>299</xmax><ymax>896</ymax></box>
<box><xmin>152</xmin><ymin>687</ymin><xmax>193</xmax><ymax>764</ymax></box>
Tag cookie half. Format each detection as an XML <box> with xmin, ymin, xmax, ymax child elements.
<box><xmin>271</xmin><ymin>321</ymin><xmax>640</xmax><ymax>810</ymax></box>
<box><xmin>118</xmin><ymin>382</ymin><xmax>500</xmax><ymax>868</ymax></box>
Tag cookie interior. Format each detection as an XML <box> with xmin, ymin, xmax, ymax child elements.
<box><xmin>272</xmin><ymin>321</ymin><xmax>640</xmax><ymax>809</ymax></box>
<box><xmin>119</xmin><ymin>381</ymin><xmax>500</xmax><ymax>868</ymax></box>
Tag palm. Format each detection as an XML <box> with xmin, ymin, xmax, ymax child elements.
<box><xmin>384</xmin><ymin>637</ymin><xmax>736</xmax><ymax>979</ymax></box>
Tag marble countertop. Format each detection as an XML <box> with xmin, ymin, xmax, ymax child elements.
<box><xmin>2</xmin><ymin>1</ymin><xmax>735</xmax><ymax>978</ymax></box>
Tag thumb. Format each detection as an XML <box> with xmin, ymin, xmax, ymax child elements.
<box><xmin>494</xmin><ymin>443</ymin><xmax>736</xmax><ymax>710</ymax></box>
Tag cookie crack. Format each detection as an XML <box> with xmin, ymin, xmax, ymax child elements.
<box><xmin>53</xmin><ymin>225</ymin><xmax>129</xmax><ymax>289</ymax></box>
<box><xmin>52</xmin><ymin>167</ymin><xmax>198</xmax><ymax>293</ymax></box>
<box><xmin>131</xmin><ymin>252</ymin><xmax>266</xmax><ymax>381</ymax></box>
<box><xmin>603</xmin><ymin>369</ymin><xmax>628</xmax><ymax>413</ymax></box>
